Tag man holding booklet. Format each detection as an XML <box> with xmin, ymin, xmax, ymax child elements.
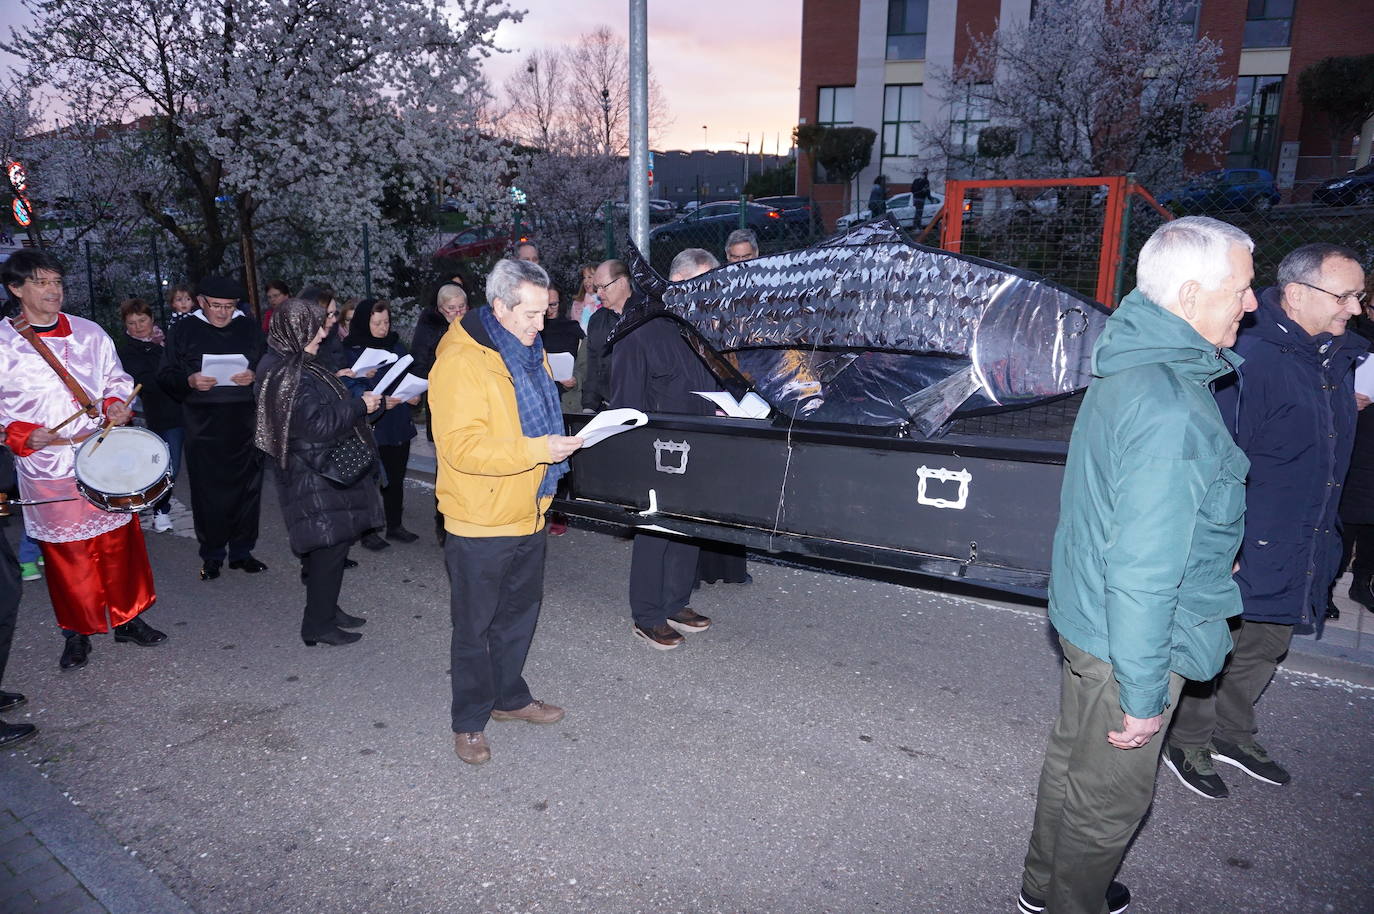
<box><xmin>158</xmin><ymin>275</ymin><xmax>267</xmax><ymax>581</ymax></box>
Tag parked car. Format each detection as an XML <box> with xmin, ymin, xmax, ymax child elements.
<box><xmin>648</xmin><ymin>198</ymin><xmax>676</xmax><ymax>222</ymax></box>
<box><xmin>679</xmin><ymin>200</ymin><xmax>703</xmax><ymax>215</ymax></box>
<box><xmin>1313</xmin><ymin>163</ymin><xmax>1374</xmax><ymax>207</ymax></box>
<box><xmin>835</xmin><ymin>192</ymin><xmax>945</xmax><ymax>232</ymax></box>
<box><xmin>434</xmin><ymin>224</ymin><xmax>530</xmax><ymax>261</ymax></box>
<box><xmin>754</xmin><ymin>195</ymin><xmax>825</xmax><ymax>238</ymax></box>
<box><xmin>1158</xmin><ymin>168</ymin><xmax>1281</xmax><ymax>212</ymax></box>
<box><xmin>648</xmin><ymin>201</ymin><xmax>785</xmax><ymax>250</ymax></box>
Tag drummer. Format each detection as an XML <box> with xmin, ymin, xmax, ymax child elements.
<box><xmin>0</xmin><ymin>250</ymin><xmax>168</xmax><ymax>671</ymax></box>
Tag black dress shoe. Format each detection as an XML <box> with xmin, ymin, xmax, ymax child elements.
<box><xmin>114</xmin><ymin>616</ymin><xmax>168</xmax><ymax>646</ymax></box>
<box><xmin>0</xmin><ymin>691</ymin><xmax>25</xmax><ymax>713</ymax></box>
<box><xmin>59</xmin><ymin>635</ymin><xmax>90</xmax><ymax>671</ymax></box>
<box><xmin>333</xmin><ymin>608</ymin><xmax>366</xmax><ymax>629</ymax></box>
<box><xmin>0</xmin><ymin>720</ymin><xmax>37</xmax><ymax>749</ymax></box>
<box><xmin>228</xmin><ymin>556</ymin><xmax>268</xmax><ymax>573</ymax></box>
<box><xmin>344</xmin><ymin>558</ymin><xmax>359</xmax><ymax>570</ymax></box>
<box><xmin>200</xmin><ymin>560</ymin><xmax>222</xmax><ymax>581</ymax></box>
<box><xmin>302</xmin><ymin>627</ymin><xmax>363</xmax><ymax>647</ymax></box>
<box><xmin>386</xmin><ymin>526</ymin><xmax>419</xmax><ymax>543</ymax></box>
<box><xmin>360</xmin><ymin>533</ymin><xmax>390</xmax><ymax>551</ymax></box>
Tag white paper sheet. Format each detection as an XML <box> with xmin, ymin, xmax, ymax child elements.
<box><xmin>578</xmin><ymin>407</ymin><xmax>647</xmax><ymax>447</ymax></box>
<box><xmin>693</xmin><ymin>390</ymin><xmax>771</xmax><ymax>419</ymax></box>
<box><xmin>387</xmin><ymin>374</ymin><xmax>429</xmax><ymax>401</ymax></box>
<box><xmin>201</xmin><ymin>353</ymin><xmax>249</xmax><ymax>386</ymax></box>
<box><xmin>373</xmin><ymin>354</ymin><xmax>415</xmax><ymax>397</ymax></box>
<box><xmin>548</xmin><ymin>352</ymin><xmax>575</xmax><ymax>382</ymax></box>
<box><xmin>1356</xmin><ymin>357</ymin><xmax>1374</xmax><ymax>398</ymax></box>
<box><xmin>350</xmin><ymin>347</ymin><xmax>398</xmax><ymax>375</ymax></box>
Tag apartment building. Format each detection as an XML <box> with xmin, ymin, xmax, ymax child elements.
<box><xmin>797</xmin><ymin>0</ymin><xmax>1373</xmax><ymax>219</ymax></box>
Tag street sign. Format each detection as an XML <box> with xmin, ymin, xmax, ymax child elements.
<box><xmin>12</xmin><ymin>196</ymin><xmax>31</xmax><ymax>227</ymax></box>
<box><xmin>7</xmin><ymin>160</ymin><xmax>26</xmax><ymax>193</ymax></box>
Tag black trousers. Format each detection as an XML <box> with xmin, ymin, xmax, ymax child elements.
<box><xmin>445</xmin><ymin>531</ymin><xmax>546</xmax><ymax>733</ymax></box>
<box><xmin>629</xmin><ymin>533</ymin><xmax>699</xmax><ymax>628</ymax></box>
<box><xmin>183</xmin><ymin>401</ymin><xmax>263</xmax><ymax>561</ymax></box>
<box><xmin>1341</xmin><ymin>522</ymin><xmax>1374</xmax><ymax>580</ymax></box>
<box><xmin>0</xmin><ymin>523</ymin><xmax>20</xmax><ymax>687</ymax></box>
<box><xmin>378</xmin><ymin>441</ymin><xmax>411</xmax><ymax>532</ymax></box>
<box><xmin>697</xmin><ymin>542</ymin><xmax>749</xmax><ymax>584</ymax></box>
<box><xmin>301</xmin><ymin>541</ymin><xmax>351</xmax><ymax>639</ymax></box>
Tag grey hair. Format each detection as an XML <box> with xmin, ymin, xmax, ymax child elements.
<box><xmin>725</xmin><ymin>228</ymin><xmax>758</xmax><ymax>252</ymax></box>
<box><xmin>436</xmin><ymin>283</ymin><xmax>467</xmax><ymax>307</ymax></box>
<box><xmin>669</xmin><ymin>248</ymin><xmax>720</xmax><ymax>280</ymax></box>
<box><xmin>1277</xmin><ymin>243</ymin><xmax>1360</xmax><ymax>291</ymax></box>
<box><xmin>1136</xmin><ymin>216</ymin><xmax>1254</xmax><ymax>307</ymax></box>
<box><xmin>486</xmin><ymin>258</ymin><xmax>549</xmax><ymax>309</ymax></box>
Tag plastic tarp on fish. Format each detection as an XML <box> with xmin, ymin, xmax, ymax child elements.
<box><xmin>620</xmin><ymin>221</ymin><xmax>1111</xmax><ymax>436</ymax></box>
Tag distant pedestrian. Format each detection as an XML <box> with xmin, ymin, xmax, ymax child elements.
<box><xmin>725</xmin><ymin>228</ymin><xmax>758</xmax><ymax>264</ymax></box>
<box><xmin>911</xmin><ymin>168</ymin><xmax>931</xmax><ymax>205</ymax></box>
<box><xmin>255</xmin><ymin>296</ymin><xmax>383</xmax><ymax>648</ymax></box>
<box><xmin>868</xmin><ymin>175</ymin><xmax>887</xmax><ymax>218</ymax></box>
<box><xmin>1017</xmin><ymin>217</ymin><xmax>1257</xmax><ymax>914</ymax></box>
<box><xmin>429</xmin><ymin>258</ymin><xmax>582</xmax><ymax>765</ymax></box>
<box><xmin>261</xmin><ymin>279</ymin><xmax>291</xmax><ymax>334</ymax></box>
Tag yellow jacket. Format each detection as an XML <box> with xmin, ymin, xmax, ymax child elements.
<box><xmin>429</xmin><ymin>312</ymin><xmax>555</xmax><ymax>537</ymax></box>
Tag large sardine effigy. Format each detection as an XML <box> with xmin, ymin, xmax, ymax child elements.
<box><xmin>615</xmin><ymin>220</ymin><xmax>1112</xmax><ymax>437</ymax></box>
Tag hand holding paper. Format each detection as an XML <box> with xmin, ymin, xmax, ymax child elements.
<box><xmin>201</xmin><ymin>353</ymin><xmax>250</xmax><ymax>386</ymax></box>
<box><xmin>350</xmin><ymin>347</ymin><xmax>399</xmax><ymax>375</ymax></box>
<box><xmin>578</xmin><ymin>408</ymin><xmax>648</xmax><ymax>447</ymax></box>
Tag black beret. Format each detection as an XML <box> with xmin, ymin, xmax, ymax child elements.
<box><xmin>197</xmin><ymin>275</ymin><xmax>247</xmax><ymax>300</ymax></box>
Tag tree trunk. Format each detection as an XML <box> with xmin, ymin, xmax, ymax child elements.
<box><xmin>238</xmin><ymin>191</ymin><xmax>259</xmax><ymax>321</ymax></box>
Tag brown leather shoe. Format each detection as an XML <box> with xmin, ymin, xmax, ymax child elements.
<box><xmin>453</xmin><ymin>731</ymin><xmax>491</xmax><ymax>765</ymax></box>
<box><xmin>666</xmin><ymin>607</ymin><xmax>712</xmax><ymax>634</ymax></box>
<box><xmin>490</xmin><ymin>699</ymin><xmax>565</xmax><ymax>725</ymax></box>
<box><xmin>633</xmin><ymin>622</ymin><xmax>685</xmax><ymax>650</ymax></box>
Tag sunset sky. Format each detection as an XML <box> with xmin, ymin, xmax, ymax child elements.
<box><xmin>488</xmin><ymin>0</ymin><xmax>804</xmax><ymax>153</ymax></box>
<box><xmin>0</xmin><ymin>1</ymin><xmax>805</xmax><ymax>153</ymax></box>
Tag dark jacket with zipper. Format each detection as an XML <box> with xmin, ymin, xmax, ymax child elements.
<box><xmin>256</xmin><ymin>350</ymin><xmax>383</xmax><ymax>556</ymax></box>
<box><xmin>582</xmin><ymin>303</ymin><xmax>625</xmax><ymax>411</ymax></box>
<box><xmin>1215</xmin><ymin>288</ymin><xmax>1368</xmax><ymax>630</ymax></box>
<box><xmin>1339</xmin><ymin>315</ymin><xmax>1374</xmax><ymax>524</ymax></box>
<box><xmin>116</xmin><ymin>334</ymin><xmax>182</xmax><ymax>432</ymax></box>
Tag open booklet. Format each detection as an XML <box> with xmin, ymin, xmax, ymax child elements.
<box><xmin>201</xmin><ymin>353</ymin><xmax>249</xmax><ymax>386</ymax></box>
<box><xmin>693</xmin><ymin>390</ymin><xmax>771</xmax><ymax>419</ymax></box>
<box><xmin>373</xmin><ymin>355</ymin><xmax>421</xmax><ymax>399</ymax></box>
<box><xmin>350</xmin><ymin>347</ymin><xmax>398</xmax><ymax>375</ymax></box>
<box><xmin>578</xmin><ymin>408</ymin><xmax>648</xmax><ymax>447</ymax></box>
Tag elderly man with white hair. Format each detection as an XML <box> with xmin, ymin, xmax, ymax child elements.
<box><xmin>428</xmin><ymin>258</ymin><xmax>584</xmax><ymax>765</ymax></box>
<box><xmin>1015</xmin><ymin>216</ymin><xmax>1257</xmax><ymax>914</ymax></box>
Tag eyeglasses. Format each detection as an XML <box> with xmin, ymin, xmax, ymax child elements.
<box><xmin>592</xmin><ymin>275</ymin><xmax>623</xmax><ymax>294</ymax></box>
<box><xmin>24</xmin><ymin>278</ymin><xmax>63</xmax><ymax>289</ymax></box>
<box><xmin>202</xmin><ymin>302</ymin><xmax>238</xmax><ymax>311</ymax></box>
<box><xmin>1294</xmin><ymin>281</ymin><xmax>1369</xmax><ymax>308</ymax></box>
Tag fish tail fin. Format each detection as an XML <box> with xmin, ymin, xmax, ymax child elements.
<box><xmin>901</xmin><ymin>365</ymin><xmax>983</xmax><ymax>438</ymax></box>
<box><xmin>625</xmin><ymin>237</ymin><xmax>669</xmax><ymax>301</ymax></box>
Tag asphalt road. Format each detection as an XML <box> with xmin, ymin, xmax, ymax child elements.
<box><xmin>2</xmin><ymin>482</ymin><xmax>1371</xmax><ymax>914</ymax></box>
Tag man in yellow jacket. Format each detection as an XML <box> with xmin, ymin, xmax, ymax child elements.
<box><xmin>429</xmin><ymin>258</ymin><xmax>584</xmax><ymax>766</ymax></box>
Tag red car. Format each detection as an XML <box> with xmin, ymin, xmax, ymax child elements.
<box><xmin>434</xmin><ymin>224</ymin><xmax>531</xmax><ymax>261</ymax></box>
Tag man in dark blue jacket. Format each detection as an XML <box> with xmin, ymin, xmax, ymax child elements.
<box><xmin>1166</xmin><ymin>243</ymin><xmax>1368</xmax><ymax>800</ymax></box>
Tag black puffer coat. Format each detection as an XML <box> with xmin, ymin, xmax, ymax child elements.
<box><xmin>116</xmin><ymin>334</ymin><xmax>182</xmax><ymax>433</ymax></box>
<box><xmin>258</xmin><ymin>351</ymin><xmax>383</xmax><ymax>556</ymax></box>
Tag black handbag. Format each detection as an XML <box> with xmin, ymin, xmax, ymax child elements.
<box><xmin>312</xmin><ymin>429</ymin><xmax>376</xmax><ymax>486</ymax></box>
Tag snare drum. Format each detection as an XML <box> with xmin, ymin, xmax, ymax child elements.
<box><xmin>74</xmin><ymin>426</ymin><xmax>173</xmax><ymax>513</ymax></box>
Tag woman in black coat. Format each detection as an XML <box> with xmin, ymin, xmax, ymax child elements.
<box><xmin>342</xmin><ymin>299</ymin><xmax>419</xmax><ymax>550</ymax></box>
<box><xmin>255</xmin><ymin>297</ymin><xmax>383</xmax><ymax>647</ymax></box>
<box><xmin>116</xmin><ymin>298</ymin><xmax>183</xmax><ymax>532</ymax></box>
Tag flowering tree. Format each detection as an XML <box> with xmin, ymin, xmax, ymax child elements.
<box><xmin>4</xmin><ymin>0</ymin><xmax>522</xmax><ymax>296</ymax></box>
<box><xmin>919</xmin><ymin>0</ymin><xmax>1238</xmax><ymax>190</ymax></box>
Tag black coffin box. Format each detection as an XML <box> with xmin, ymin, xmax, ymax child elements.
<box><xmin>557</xmin><ymin>413</ymin><xmax>1068</xmax><ymax>597</ymax></box>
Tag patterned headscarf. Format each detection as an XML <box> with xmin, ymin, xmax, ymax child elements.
<box><xmin>254</xmin><ymin>297</ymin><xmax>359</xmax><ymax>467</ymax></box>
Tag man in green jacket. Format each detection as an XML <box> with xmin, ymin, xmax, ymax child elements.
<box><xmin>1017</xmin><ymin>216</ymin><xmax>1257</xmax><ymax>914</ymax></box>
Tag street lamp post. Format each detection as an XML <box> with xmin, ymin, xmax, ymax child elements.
<box><xmin>702</xmin><ymin>125</ymin><xmax>707</xmax><ymax>150</ymax></box>
<box><xmin>601</xmin><ymin>87</ymin><xmax>612</xmax><ymax>156</ymax></box>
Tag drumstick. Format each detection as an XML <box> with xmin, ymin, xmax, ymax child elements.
<box><xmin>48</xmin><ymin>404</ymin><xmax>92</xmax><ymax>434</ymax></box>
<box><xmin>85</xmin><ymin>384</ymin><xmax>142</xmax><ymax>455</ymax></box>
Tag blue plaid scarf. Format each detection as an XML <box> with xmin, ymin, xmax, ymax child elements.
<box><xmin>479</xmin><ymin>306</ymin><xmax>568</xmax><ymax>497</ymax></box>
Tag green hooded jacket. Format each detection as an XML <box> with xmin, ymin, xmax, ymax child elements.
<box><xmin>1049</xmin><ymin>289</ymin><xmax>1249</xmax><ymax>718</ymax></box>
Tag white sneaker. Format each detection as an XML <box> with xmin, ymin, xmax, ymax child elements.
<box><xmin>153</xmin><ymin>513</ymin><xmax>174</xmax><ymax>533</ymax></box>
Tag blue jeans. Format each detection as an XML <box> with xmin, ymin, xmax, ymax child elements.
<box><xmin>17</xmin><ymin>532</ymin><xmax>40</xmax><ymax>565</ymax></box>
<box><xmin>156</xmin><ymin>426</ymin><xmax>184</xmax><ymax>514</ymax></box>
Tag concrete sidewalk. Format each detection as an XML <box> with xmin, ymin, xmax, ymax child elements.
<box><xmin>0</xmin><ymin>751</ymin><xmax>193</xmax><ymax>914</ymax></box>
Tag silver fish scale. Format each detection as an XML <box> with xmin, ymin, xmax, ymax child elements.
<box><xmin>663</xmin><ymin>242</ymin><xmax>1017</xmax><ymax>355</ymax></box>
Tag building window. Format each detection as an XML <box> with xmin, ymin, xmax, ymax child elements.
<box><xmin>1243</xmin><ymin>0</ymin><xmax>1293</xmax><ymax>48</ymax></box>
<box><xmin>1228</xmin><ymin>75</ymin><xmax>1283</xmax><ymax>169</ymax></box>
<box><xmin>949</xmin><ymin>88</ymin><xmax>990</xmax><ymax>159</ymax></box>
<box><xmin>817</xmin><ymin>86</ymin><xmax>855</xmax><ymax>126</ymax></box>
<box><xmin>1172</xmin><ymin>0</ymin><xmax>1200</xmax><ymax>37</ymax></box>
<box><xmin>882</xmin><ymin>84</ymin><xmax>921</xmax><ymax>157</ymax></box>
<box><xmin>886</xmin><ymin>0</ymin><xmax>928</xmax><ymax>60</ymax></box>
